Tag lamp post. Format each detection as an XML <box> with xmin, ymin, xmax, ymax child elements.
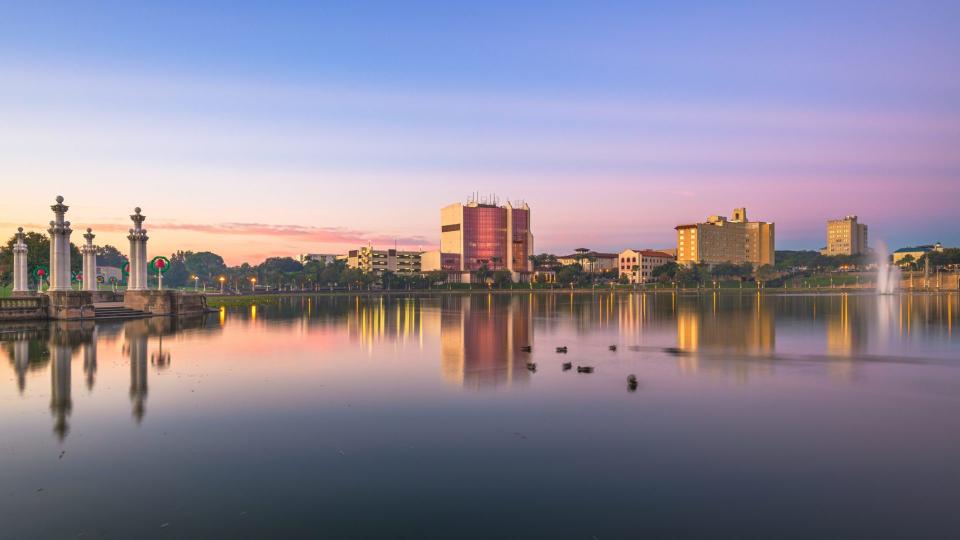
<box><xmin>192</xmin><ymin>275</ymin><xmax>199</xmax><ymax>291</ymax></box>
<box><xmin>250</xmin><ymin>277</ymin><xmax>257</xmax><ymax>292</ymax></box>
<box><xmin>219</xmin><ymin>276</ymin><xmax>225</xmax><ymax>295</ymax></box>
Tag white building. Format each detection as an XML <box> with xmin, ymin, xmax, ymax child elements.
<box><xmin>618</xmin><ymin>249</ymin><xmax>674</xmax><ymax>283</ymax></box>
<box><xmin>300</xmin><ymin>253</ymin><xmax>339</xmax><ymax>265</ymax></box>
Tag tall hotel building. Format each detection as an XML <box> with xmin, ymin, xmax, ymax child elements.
<box><xmin>823</xmin><ymin>215</ymin><xmax>868</xmax><ymax>256</ymax></box>
<box><xmin>426</xmin><ymin>197</ymin><xmax>533</xmax><ymax>282</ymax></box>
<box><xmin>675</xmin><ymin>207</ymin><xmax>775</xmax><ymax>267</ymax></box>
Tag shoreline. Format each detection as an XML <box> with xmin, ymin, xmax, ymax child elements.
<box><xmin>204</xmin><ymin>287</ymin><xmax>957</xmax><ymax>305</ymax></box>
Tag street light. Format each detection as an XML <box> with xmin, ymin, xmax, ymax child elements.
<box><xmin>192</xmin><ymin>275</ymin><xmax>199</xmax><ymax>292</ymax></box>
<box><xmin>218</xmin><ymin>276</ymin><xmax>225</xmax><ymax>294</ymax></box>
<box><xmin>250</xmin><ymin>277</ymin><xmax>257</xmax><ymax>292</ymax></box>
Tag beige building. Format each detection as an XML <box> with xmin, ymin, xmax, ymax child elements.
<box><xmin>618</xmin><ymin>249</ymin><xmax>674</xmax><ymax>283</ymax></box>
<box><xmin>893</xmin><ymin>243</ymin><xmax>943</xmax><ymax>266</ymax></box>
<box><xmin>823</xmin><ymin>216</ymin><xmax>868</xmax><ymax>256</ymax></box>
<box><xmin>346</xmin><ymin>246</ymin><xmax>422</xmax><ymax>275</ymax></box>
<box><xmin>676</xmin><ymin>207</ymin><xmax>774</xmax><ymax>267</ymax></box>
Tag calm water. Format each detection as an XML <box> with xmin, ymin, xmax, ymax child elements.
<box><xmin>2</xmin><ymin>292</ymin><xmax>959</xmax><ymax>539</ymax></box>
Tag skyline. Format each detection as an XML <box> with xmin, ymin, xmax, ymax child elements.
<box><xmin>2</xmin><ymin>1</ymin><xmax>959</xmax><ymax>264</ymax></box>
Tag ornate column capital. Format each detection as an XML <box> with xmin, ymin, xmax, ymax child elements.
<box><xmin>130</xmin><ymin>207</ymin><xmax>146</xmax><ymax>230</ymax></box>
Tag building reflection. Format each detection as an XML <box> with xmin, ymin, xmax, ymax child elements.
<box><xmin>674</xmin><ymin>293</ymin><xmax>775</xmax><ymax>380</ymax></box>
<box><xmin>616</xmin><ymin>292</ymin><xmax>676</xmax><ymax>346</ymax></box>
<box><xmin>676</xmin><ymin>294</ymin><xmax>775</xmax><ymax>354</ymax></box>
<box><xmin>438</xmin><ymin>294</ymin><xmax>532</xmax><ymax>389</ymax></box>
<box><xmin>347</xmin><ymin>296</ymin><xmax>423</xmax><ymax>352</ymax></box>
<box><xmin>825</xmin><ymin>294</ymin><xmax>868</xmax><ymax>357</ymax></box>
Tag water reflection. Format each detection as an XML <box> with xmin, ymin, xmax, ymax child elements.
<box><xmin>1</xmin><ymin>292</ymin><xmax>958</xmax><ymax>440</ymax></box>
<box><xmin>47</xmin><ymin>322</ymin><xmax>96</xmax><ymax>440</ymax></box>
<box><xmin>83</xmin><ymin>328</ymin><xmax>97</xmax><ymax>390</ymax></box>
<box><xmin>128</xmin><ymin>331</ymin><xmax>148</xmax><ymax>423</ymax></box>
<box><xmin>436</xmin><ymin>295</ymin><xmax>532</xmax><ymax>389</ymax></box>
<box><xmin>1</xmin><ymin>293</ymin><xmax>958</xmax><ymax>538</ymax></box>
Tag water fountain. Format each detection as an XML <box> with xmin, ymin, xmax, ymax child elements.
<box><xmin>873</xmin><ymin>240</ymin><xmax>900</xmax><ymax>294</ymax></box>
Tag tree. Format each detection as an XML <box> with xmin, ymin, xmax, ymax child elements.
<box><xmin>652</xmin><ymin>261</ymin><xmax>679</xmax><ymax>282</ymax></box>
<box><xmin>161</xmin><ymin>251</ymin><xmax>190</xmax><ymax>288</ymax></box>
<box><xmin>381</xmin><ymin>270</ymin><xmax>396</xmax><ymax>290</ymax></box>
<box><xmin>183</xmin><ymin>251</ymin><xmax>228</xmax><ymax>283</ymax></box>
<box><xmin>755</xmin><ymin>264</ymin><xmax>778</xmax><ymax>283</ymax></box>
<box><xmin>425</xmin><ymin>270</ymin><xmax>448</xmax><ymax>286</ymax></box>
<box><xmin>555</xmin><ymin>264</ymin><xmax>584</xmax><ymax>286</ymax></box>
<box><xmin>529</xmin><ymin>253</ymin><xmax>559</xmax><ymax>271</ymax></box>
<box><xmin>473</xmin><ymin>263</ymin><xmax>493</xmax><ymax>284</ymax></box>
<box><xmin>922</xmin><ymin>248</ymin><xmax>960</xmax><ymax>268</ymax></box>
<box><xmin>492</xmin><ymin>270</ymin><xmax>513</xmax><ymax>288</ymax></box>
<box><xmin>96</xmin><ymin>245</ymin><xmax>128</xmax><ymax>268</ymax></box>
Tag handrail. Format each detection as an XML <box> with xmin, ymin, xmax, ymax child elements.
<box><xmin>0</xmin><ymin>297</ymin><xmax>44</xmax><ymax>309</ymax></box>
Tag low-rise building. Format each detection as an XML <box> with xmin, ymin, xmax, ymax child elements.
<box><xmin>347</xmin><ymin>246</ymin><xmax>422</xmax><ymax>275</ymax></box>
<box><xmin>618</xmin><ymin>249</ymin><xmax>674</xmax><ymax>283</ymax></box>
<box><xmin>299</xmin><ymin>253</ymin><xmax>339</xmax><ymax>265</ymax></box>
<box><xmin>893</xmin><ymin>243</ymin><xmax>943</xmax><ymax>266</ymax></box>
<box><xmin>97</xmin><ymin>265</ymin><xmax>123</xmax><ymax>284</ymax></box>
<box><xmin>556</xmin><ymin>251</ymin><xmax>618</xmax><ymax>273</ymax></box>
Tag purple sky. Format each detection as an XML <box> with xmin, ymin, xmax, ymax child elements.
<box><xmin>1</xmin><ymin>1</ymin><xmax>958</xmax><ymax>264</ymax></box>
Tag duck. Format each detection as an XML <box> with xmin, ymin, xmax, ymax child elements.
<box><xmin>526</xmin><ymin>362</ymin><xmax>537</xmax><ymax>372</ymax></box>
<box><xmin>663</xmin><ymin>347</ymin><xmax>684</xmax><ymax>355</ymax></box>
<box><xmin>556</xmin><ymin>346</ymin><xmax>568</xmax><ymax>353</ymax></box>
<box><xmin>562</xmin><ymin>362</ymin><xmax>572</xmax><ymax>371</ymax></box>
<box><xmin>520</xmin><ymin>345</ymin><xmax>532</xmax><ymax>352</ymax></box>
<box><xmin>577</xmin><ymin>366</ymin><xmax>594</xmax><ymax>373</ymax></box>
<box><xmin>609</xmin><ymin>345</ymin><xmax>617</xmax><ymax>351</ymax></box>
<box><xmin>627</xmin><ymin>374</ymin><xmax>638</xmax><ymax>391</ymax></box>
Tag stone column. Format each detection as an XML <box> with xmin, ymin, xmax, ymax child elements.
<box><xmin>127</xmin><ymin>207</ymin><xmax>148</xmax><ymax>291</ymax></box>
<box><xmin>12</xmin><ymin>227</ymin><xmax>29</xmax><ymax>294</ymax></box>
<box><xmin>81</xmin><ymin>228</ymin><xmax>98</xmax><ymax>291</ymax></box>
<box><xmin>47</xmin><ymin>196</ymin><xmax>73</xmax><ymax>292</ymax></box>
<box><xmin>127</xmin><ymin>228</ymin><xmax>139</xmax><ymax>290</ymax></box>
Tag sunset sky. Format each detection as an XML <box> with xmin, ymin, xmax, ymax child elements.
<box><xmin>2</xmin><ymin>1</ymin><xmax>958</xmax><ymax>265</ymax></box>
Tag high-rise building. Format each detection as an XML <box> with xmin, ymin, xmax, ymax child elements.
<box><xmin>675</xmin><ymin>207</ymin><xmax>775</xmax><ymax>267</ymax></box>
<box><xmin>438</xmin><ymin>197</ymin><xmax>533</xmax><ymax>282</ymax></box>
<box><xmin>346</xmin><ymin>246</ymin><xmax>422</xmax><ymax>275</ymax></box>
<box><xmin>823</xmin><ymin>216</ymin><xmax>868</xmax><ymax>256</ymax></box>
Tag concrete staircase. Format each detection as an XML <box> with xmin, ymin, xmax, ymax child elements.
<box><xmin>92</xmin><ymin>302</ymin><xmax>152</xmax><ymax>320</ymax></box>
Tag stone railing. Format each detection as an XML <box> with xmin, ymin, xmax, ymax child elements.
<box><xmin>0</xmin><ymin>296</ymin><xmax>48</xmax><ymax>321</ymax></box>
<box><xmin>0</xmin><ymin>297</ymin><xmax>45</xmax><ymax>310</ymax></box>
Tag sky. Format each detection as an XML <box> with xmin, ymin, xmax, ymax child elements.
<box><xmin>1</xmin><ymin>1</ymin><xmax>958</xmax><ymax>265</ymax></box>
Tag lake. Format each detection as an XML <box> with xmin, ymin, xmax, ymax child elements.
<box><xmin>2</xmin><ymin>292</ymin><xmax>959</xmax><ymax>539</ymax></box>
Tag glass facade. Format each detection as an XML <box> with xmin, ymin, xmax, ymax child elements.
<box><xmin>463</xmin><ymin>205</ymin><xmax>508</xmax><ymax>270</ymax></box>
<box><xmin>511</xmin><ymin>208</ymin><xmax>530</xmax><ymax>270</ymax></box>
